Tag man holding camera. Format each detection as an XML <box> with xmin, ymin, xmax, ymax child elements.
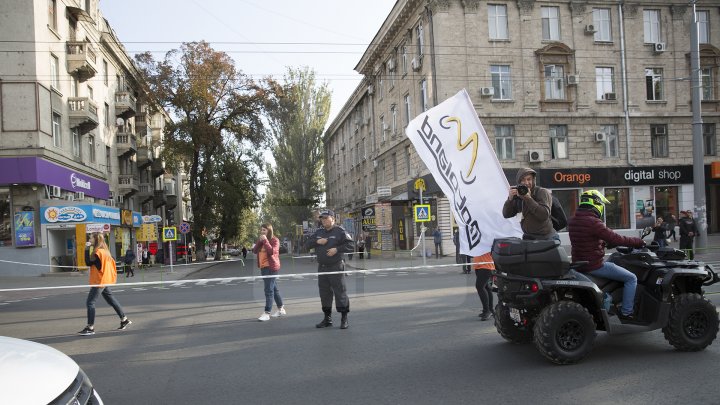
<box><xmin>502</xmin><ymin>168</ymin><xmax>557</xmax><ymax>241</ymax></box>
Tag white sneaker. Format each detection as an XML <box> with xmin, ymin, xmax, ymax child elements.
<box><xmin>258</xmin><ymin>312</ymin><xmax>270</xmax><ymax>322</ymax></box>
<box><xmin>271</xmin><ymin>307</ymin><xmax>287</xmax><ymax>318</ymax></box>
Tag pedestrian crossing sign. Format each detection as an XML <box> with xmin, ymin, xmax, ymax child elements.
<box><xmin>414</xmin><ymin>204</ymin><xmax>431</xmax><ymax>222</ymax></box>
<box><xmin>163</xmin><ymin>226</ymin><xmax>178</xmax><ymax>241</ymax></box>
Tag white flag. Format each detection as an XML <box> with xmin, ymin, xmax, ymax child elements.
<box><xmin>405</xmin><ymin>89</ymin><xmax>522</xmax><ymax>256</ymax></box>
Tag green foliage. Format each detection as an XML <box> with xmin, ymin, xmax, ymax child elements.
<box><xmin>264</xmin><ymin>66</ymin><xmax>330</xmax><ymax>236</ymax></box>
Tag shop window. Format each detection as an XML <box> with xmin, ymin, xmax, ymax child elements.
<box><xmin>604</xmin><ymin>188</ymin><xmax>630</xmax><ymax>229</ymax></box>
<box><xmin>552</xmin><ymin>189</ymin><xmax>579</xmax><ymax>224</ymax></box>
<box><xmin>0</xmin><ymin>191</ymin><xmax>10</xmax><ymax>246</ymax></box>
<box><xmin>654</xmin><ymin>186</ymin><xmax>678</xmax><ymax>225</ymax></box>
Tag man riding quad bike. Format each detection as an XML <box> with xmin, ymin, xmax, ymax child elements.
<box><xmin>491</xmin><ymin>191</ymin><xmax>719</xmax><ymax>365</ymax></box>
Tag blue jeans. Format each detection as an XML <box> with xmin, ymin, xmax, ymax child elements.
<box><xmin>261</xmin><ymin>268</ymin><xmax>283</xmax><ymax>313</ymax></box>
<box><xmin>86</xmin><ymin>287</ymin><xmax>125</xmax><ymax>325</ymax></box>
<box><xmin>589</xmin><ymin>262</ymin><xmax>637</xmax><ymax>316</ymax></box>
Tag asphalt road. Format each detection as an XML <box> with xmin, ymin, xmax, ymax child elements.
<box><xmin>2</xmin><ymin>259</ymin><xmax>719</xmax><ymax>405</ymax></box>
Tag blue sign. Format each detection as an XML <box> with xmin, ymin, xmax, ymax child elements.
<box><xmin>14</xmin><ymin>211</ymin><xmax>35</xmax><ymax>247</ymax></box>
<box><xmin>179</xmin><ymin>222</ymin><xmax>190</xmax><ymax>234</ymax></box>
<box><xmin>163</xmin><ymin>226</ymin><xmax>178</xmax><ymax>241</ymax></box>
<box><xmin>40</xmin><ymin>204</ymin><xmax>121</xmax><ymax>225</ymax></box>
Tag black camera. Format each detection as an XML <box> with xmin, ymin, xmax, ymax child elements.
<box><xmin>515</xmin><ymin>184</ymin><xmax>529</xmax><ymax>196</ymax></box>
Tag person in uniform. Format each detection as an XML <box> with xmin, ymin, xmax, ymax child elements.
<box><xmin>304</xmin><ymin>209</ymin><xmax>355</xmax><ymax>329</ymax></box>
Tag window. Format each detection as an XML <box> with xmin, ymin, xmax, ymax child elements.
<box><xmin>405</xmin><ymin>146</ymin><xmax>411</xmax><ymax>176</ymax></box>
<box><xmin>106</xmin><ymin>146</ymin><xmax>111</xmax><ymax>173</ymax></box>
<box><xmin>104</xmin><ymin>103</ymin><xmax>110</xmax><ymax>128</ymax></box>
<box><xmin>401</xmin><ymin>42</ymin><xmax>408</xmax><ymax>74</ymax></box>
<box><xmin>48</xmin><ymin>0</ymin><xmax>57</xmax><ymax>30</ymax></box>
<box><xmin>549</xmin><ymin>125</ymin><xmax>568</xmax><ymax>159</ymax></box>
<box><xmin>380</xmin><ymin>115</ymin><xmax>387</xmax><ymax>142</ymax></box>
<box><xmin>490</xmin><ymin>65</ymin><xmax>512</xmax><ymax>100</ymax></box>
<box><xmin>651</xmin><ymin>124</ymin><xmax>668</xmax><ymax>157</ymax></box>
<box><xmin>103</xmin><ymin>60</ymin><xmax>109</xmax><ymax>85</ymax></box>
<box><xmin>87</xmin><ymin>85</ymin><xmax>94</xmax><ymax>100</ymax></box>
<box><xmin>595</xmin><ymin>67</ymin><xmax>615</xmax><ymax>100</ymax></box>
<box><xmin>52</xmin><ymin>113</ymin><xmax>62</xmax><ymax>147</ymax></box>
<box><xmin>391</xmin><ymin>105</ymin><xmax>398</xmax><ymax>134</ymax></box>
<box><xmin>378</xmin><ymin>73</ymin><xmax>384</xmax><ymax>99</ymax></box>
<box><xmin>88</xmin><ymin>135</ymin><xmax>96</xmax><ymax>163</ymax></box>
<box><xmin>643</xmin><ymin>10</ymin><xmax>661</xmax><ymax>44</ymax></box>
<box><xmin>645</xmin><ymin>68</ymin><xmax>664</xmax><ymax>101</ymax></box>
<box><xmin>50</xmin><ymin>55</ymin><xmax>59</xmax><ymax>89</ymax></box>
<box><xmin>494</xmin><ymin>125</ymin><xmax>515</xmax><ymax>160</ymax></box>
<box><xmin>701</xmin><ymin>68</ymin><xmax>714</xmax><ymax>100</ymax></box>
<box><xmin>403</xmin><ymin>94</ymin><xmax>411</xmax><ymax>127</ymax></box>
<box><xmin>488</xmin><ymin>4</ymin><xmax>508</xmax><ymax>40</ymax></box>
<box><xmin>416</xmin><ymin>23</ymin><xmax>424</xmax><ymax>56</ymax></box>
<box><xmin>703</xmin><ymin>123</ymin><xmax>716</xmax><ymax>156</ymax></box>
<box><xmin>604</xmin><ymin>188</ymin><xmax>631</xmax><ymax>229</ymax></box>
<box><xmin>544</xmin><ymin>65</ymin><xmax>565</xmax><ymax>100</ymax></box>
<box><xmin>392</xmin><ymin>153</ymin><xmax>397</xmax><ymax>181</ymax></box>
<box><xmin>553</xmin><ymin>189</ymin><xmax>580</xmax><ymax>224</ymax></box>
<box><xmin>698</xmin><ymin>10</ymin><xmax>709</xmax><ymax>44</ymax></box>
<box><xmin>420</xmin><ymin>79</ymin><xmax>428</xmax><ymax>112</ymax></box>
<box><xmin>70</xmin><ymin>78</ymin><xmax>78</xmax><ymax>97</ymax></box>
<box><xmin>541</xmin><ymin>6</ymin><xmax>560</xmax><ymax>41</ymax></box>
<box><xmin>72</xmin><ymin>128</ymin><xmax>80</xmax><ymax>157</ymax></box>
<box><xmin>600</xmin><ymin>124</ymin><xmax>619</xmax><ymax>158</ymax></box>
<box><xmin>388</xmin><ymin>56</ymin><xmax>395</xmax><ymax>89</ymax></box>
<box><xmin>592</xmin><ymin>8</ymin><xmax>612</xmax><ymax>42</ymax></box>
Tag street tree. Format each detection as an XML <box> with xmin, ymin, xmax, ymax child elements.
<box><xmin>264</xmin><ymin>67</ymin><xmax>330</xmax><ymax>235</ymax></box>
<box><xmin>135</xmin><ymin>41</ymin><xmax>272</xmax><ymax>258</ymax></box>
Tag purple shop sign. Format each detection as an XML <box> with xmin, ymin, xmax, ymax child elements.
<box><xmin>14</xmin><ymin>211</ymin><xmax>36</xmax><ymax>247</ymax></box>
<box><xmin>0</xmin><ymin>157</ymin><xmax>109</xmax><ymax>199</ymax></box>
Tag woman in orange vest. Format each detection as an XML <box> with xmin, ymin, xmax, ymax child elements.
<box><xmin>78</xmin><ymin>233</ymin><xmax>131</xmax><ymax>336</ymax></box>
<box><xmin>473</xmin><ymin>252</ymin><xmax>496</xmax><ymax>321</ymax></box>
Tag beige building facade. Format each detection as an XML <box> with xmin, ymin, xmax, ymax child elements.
<box><xmin>0</xmin><ymin>0</ymin><xmax>189</xmax><ymax>274</ymax></box>
<box><xmin>325</xmin><ymin>0</ymin><xmax>720</xmax><ymax>254</ymax></box>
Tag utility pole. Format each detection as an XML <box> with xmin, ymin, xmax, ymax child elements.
<box><xmin>690</xmin><ymin>0</ymin><xmax>707</xmax><ymax>249</ymax></box>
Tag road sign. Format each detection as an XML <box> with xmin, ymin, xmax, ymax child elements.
<box><xmin>414</xmin><ymin>178</ymin><xmax>426</xmax><ymax>191</ymax></box>
<box><xmin>179</xmin><ymin>222</ymin><xmax>191</xmax><ymax>234</ymax></box>
<box><xmin>163</xmin><ymin>226</ymin><xmax>178</xmax><ymax>241</ymax></box>
<box><xmin>414</xmin><ymin>204</ymin><xmax>431</xmax><ymax>222</ymax></box>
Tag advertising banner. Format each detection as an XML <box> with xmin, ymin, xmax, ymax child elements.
<box><xmin>405</xmin><ymin>89</ymin><xmax>521</xmax><ymax>256</ymax></box>
<box><xmin>14</xmin><ymin>211</ymin><xmax>35</xmax><ymax>247</ymax></box>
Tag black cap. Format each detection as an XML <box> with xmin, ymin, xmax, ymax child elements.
<box><xmin>319</xmin><ymin>209</ymin><xmax>335</xmax><ymax>218</ymax></box>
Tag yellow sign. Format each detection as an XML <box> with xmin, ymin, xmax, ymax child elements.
<box><xmin>414</xmin><ymin>204</ymin><xmax>431</xmax><ymax>222</ymax></box>
<box><xmin>137</xmin><ymin>223</ymin><xmax>158</xmax><ymax>242</ymax></box>
<box><xmin>414</xmin><ymin>178</ymin><xmax>426</xmax><ymax>191</ymax></box>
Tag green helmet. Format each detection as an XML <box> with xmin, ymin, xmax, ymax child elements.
<box><xmin>579</xmin><ymin>190</ymin><xmax>610</xmax><ymax>216</ymax></box>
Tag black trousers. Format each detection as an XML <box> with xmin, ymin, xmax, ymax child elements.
<box><xmin>679</xmin><ymin>236</ymin><xmax>695</xmax><ymax>260</ymax></box>
<box><xmin>475</xmin><ymin>270</ymin><xmax>493</xmax><ymax>313</ymax></box>
<box><xmin>318</xmin><ymin>262</ymin><xmax>349</xmax><ymax>313</ymax></box>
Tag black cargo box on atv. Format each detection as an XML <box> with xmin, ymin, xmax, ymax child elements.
<box><xmin>492</xmin><ymin>238</ymin><xmax>570</xmax><ymax>277</ymax></box>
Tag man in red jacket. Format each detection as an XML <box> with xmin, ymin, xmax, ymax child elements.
<box><xmin>568</xmin><ymin>190</ymin><xmax>645</xmax><ymax>320</ymax></box>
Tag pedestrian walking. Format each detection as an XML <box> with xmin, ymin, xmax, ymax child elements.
<box><xmin>123</xmin><ymin>247</ymin><xmax>135</xmax><ymax>277</ymax></box>
<box><xmin>433</xmin><ymin>228</ymin><xmax>442</xmax><ymax>259</ymax></box>
<box><xmin>252</xmin><ymin>223</ymin><xmax>285</xmax><ymax>321</ymax></box>
<box><xmin>679</xmin><ymin>210</ymin><xmax>698</xmax><ymax>260</ymax></box>
<box><xmin>357</xmin><ymin>233</ymin><xmax>366</xmax><ymax>259</ymax></box>
<box><xmin>241</xmin><ymin>245</ymin><xmax>248</xmax><ymax>259</ymax></box>
<box><xmin>473</xmin><ymin>252</ymin><xmax>495</xmax><ymax>321</ymax></box>
<box><xmin>305</xmin><ymin>209</ymin><xmax>354</xmax><ymax>329</ymax></box>
<box><xmin>78</xmin><ymin>233</ymin><xmax>131</xmax><ymax>336</ymax></box>
<box><xmin>453</xmin><ymin>228</ymin><xmax>471</xmax><ymax>274</ymax></box>
<box><xmin>667</xmin><ymin>214</ymin><xmax>678</xmax><ymax>241</ymax></box>
<box><xmin>364</xmin><ymin>233</ymin><xmax>372</xmax><ymax>260</ymax></box>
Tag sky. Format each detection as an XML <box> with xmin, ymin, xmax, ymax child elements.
<box><xmin>99</xmin><ymin>0</ymin><xmax>396</xmax><ymax>126</ymax></box>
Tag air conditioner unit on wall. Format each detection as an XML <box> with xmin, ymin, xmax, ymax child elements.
<box><xmin>604</xmin><ymin>92</ymin><xmax>617</xmax><ymax>101</ymax></box>
<box><xmin>480</xmin><ymin>87</ymin><xmax>495</xmax><ymax>97</ymax></box>
<box><xmin>65</xmin><ymin>194</ymin><xmax>74</xmax><ymax>201</ymax></box>
<box><xmin>566</xmin><ymin>75</ymin><xmax>579</xmax><ymax>86</ymax></box>
<box><xmin>74</xmin><ymin>191</ymin><xmax>85</xmax><ymax>200</ymax></box>
<box><xmin>594</xmin><ymin>132</ymin><xmax>607</xmax><ymax>142</ymax></box>
<box><xmin>654</xmin><ymin>42</ymin><xmax>667</xmax><ymax>53</ymax></box>
<box><xmin>51</xmin><ymin>185</ymin><xmax>62</xmax><ymax>198</ymax></box>
<box><xmin>584</xmin><ymin>24</ymin><xmax>596</xmax><ymax>35</ymax></box>
<box><xmin>528</xmin><ymin>149</ymin><xmax>544</xmax><ymax>163</ymax></box>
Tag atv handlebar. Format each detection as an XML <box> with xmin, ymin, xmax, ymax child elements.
<box><xmin>703</xmin><ymin>264</ymin><xmax>720</xmax><ymax>286</ymax></box>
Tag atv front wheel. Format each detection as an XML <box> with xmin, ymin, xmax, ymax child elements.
<box><xmin>662</xmin><ymin>293</ymin><xmax>719</xmax><ymax>351</ymax></box>
<box><xmin>494</xmin><ymin>303</ymin><xmax>533</xmax><ymax>344</ymax></box>
<box><xmin>533</xmin><ymin>301</ymin><xmax>596</xmax><ymax>365</ymax></box>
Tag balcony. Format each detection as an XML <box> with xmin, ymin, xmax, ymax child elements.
<box><xmin>153</xmin><ymin>189</ymin><xmax>167</xmax><ymax>208</ymax></box>
<box><xmin>135</xmin><ymin>107</ymin><xmax>150</xmax><ymax>130</ymax></box>
<box><xmin>68</xmin><ymin>97</ymin><xmax>99</xmax><ymax>134</ymax></box>
<box><xmin>118</xmin><ymin>174</ymin><xmax>139</xmax><ymax>195</ymax></box>
<box><xmin>151</xmin><ymin>158</ymin><xmax>165</xmax><ymax>178</ymax></box>
<box><xmin>115</xmin><ymin>91</ymin><xmax>136</xmax><ymax>119</ymax></box>
<box><xmin>66</xmin><ymin>41</ymin><xmax>97</xmax><ymax>82</ymax></box>
<box><xmin>137</xmin><ymin>182</ymin><xmax>154</xmax><ymax>203</ymax></box>
<box><xmin>116</xmin><ymin>133</ymin><xmax>137</xmax><ymax>156</ymax></box>
<box><xmin>136</xmin><ymin>145</ymin><xmax>154</xmax><ymax>169</ymax></box>
<box><xmin>166</xmin><ymin>194</ymin><xmax>178</xmax><ymax>210</ymax></box>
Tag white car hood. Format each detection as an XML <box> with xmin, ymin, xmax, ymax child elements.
<box><xmin>0</xmin><ymin>336</ymin><xmax>79</xmax><ymax>404</ymax></box>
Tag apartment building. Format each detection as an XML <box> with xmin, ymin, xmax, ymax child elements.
<box><xmin>324</xmin><ymin>0</ymin><xmax>720</xmax><ymax>254</ymax></box>
<box><xmin>0</xmin><ymin>0</ymin><xmax>188</xmax><ymax>275</ymax></box>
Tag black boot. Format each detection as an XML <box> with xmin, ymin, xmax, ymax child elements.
<box><xmin>316</xmin><ymin>314</ymin><xmax>333</xmax><ymax>328</ymax></box>
<box><xmin>340</xmin><ymin>312</ymin><xmax>349</xmax><ymax>329</ymax></box>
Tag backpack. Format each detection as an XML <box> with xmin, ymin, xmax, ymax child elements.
<box><xmin>550</xmin><ymin>196</ymin><xmax>568</xmax><ymax>231</ymax></box>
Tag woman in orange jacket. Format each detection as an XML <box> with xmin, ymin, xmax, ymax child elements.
<box><xmin>473</xmin><ymin>252</ymin><xmax>496</xmax><ymax>321</ymax></box>
<box><xmin>78</xmin><ymin>233</ymin><xmax>131</xmax><ymax>336</ymax></box>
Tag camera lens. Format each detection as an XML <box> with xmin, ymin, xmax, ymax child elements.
<box><xmin>517</xmin><ymin>184</ymin><xmax>529</xmax><ymax>196</ymax></box>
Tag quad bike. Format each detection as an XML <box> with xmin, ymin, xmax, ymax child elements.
<box><xmin>491</xmin><ymin>229</ymin><xmax>720</xmax><ymax>365</ymax></box>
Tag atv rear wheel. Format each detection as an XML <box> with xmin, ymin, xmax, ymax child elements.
<box><xmin>494</xmin><ymin>303</ymin><xmax>533</xmax><ymax>344</ymax></box>
<box><xmin>662</xmin><ymin>293</ymin><xmax>719</xmax><ymax>351</ymax></box>
<box><xmin>533</xmin><ymin>301</ymin><xmax>596</xmax><ymax>365</ymax></box>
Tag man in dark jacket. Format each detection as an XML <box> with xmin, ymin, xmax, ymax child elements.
<box><xmin>679</xmin><ymin>210</ymin><xmax>698</xmax><ymax>259</ymax></box>
<box><xmin>568</xmin><ymin>190</ymin><xmax>645</xmax><ymax>320</ymax></box>
<box><xmin>502</xmin><ymin>167</ymin><xmax>557</xmax><ymax>240</ymax></box>
<box><xmin>305</xmin><ymin>209</ymin><xmax>355</xmax><ymax>329</ymax></box>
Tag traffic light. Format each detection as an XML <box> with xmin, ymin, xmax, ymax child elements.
<box><xmin>166</xmin><ymin>209</ymin><xmax>175</xmax><ymax>224</ymax></box>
